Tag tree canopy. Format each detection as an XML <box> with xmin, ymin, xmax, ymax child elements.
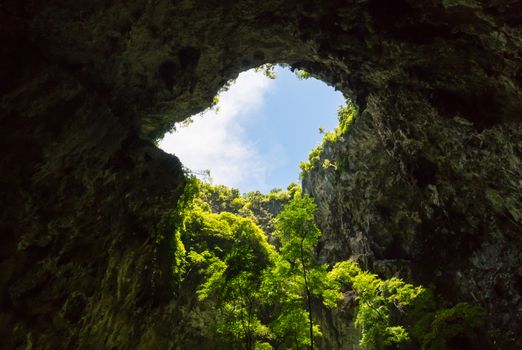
<box><xmin>168</xmin><ymin>178</ymin><xmax>484</xmax><ymax>350</ymax></box>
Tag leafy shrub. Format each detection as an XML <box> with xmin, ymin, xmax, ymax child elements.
<box><xmin>329</xmin><ymin>261</ymin><xmax>425</xmax><ymax>348</ymax></box>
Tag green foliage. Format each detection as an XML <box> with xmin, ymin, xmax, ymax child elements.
<box><xmin>274</xmin><ymin>196</ymin><xmax>321</xmax><ymax>252</ymax></box>
<box><xmin>193</xmin><ymin>182</ymin><xmax>298</xmax><ymax>239</ymax></box>
<box><xmin>321</xmin><ymin>159</ymin><xmax>336</xmax><ymax>170</ymax></box>
<box><xmin>336</xmin><ymin>102</ymin><xmax>358</xmax><ymax>135</ymax></box>
<box><xmin>328</xmin><ymin>260</ymin><xmax>425</xmax><ymax>349</ymax></box>
<box><xmin>261</xmin><ymin>196</ymin><xmax>345</xmax><ymax>349</ymax></box>
<box><xmin>295</xmin><ymin>69</ymin><xmax>311</xmax><ymax>80</ymax></box>
<box><xmin>171</xmin><ymin>178</ymin><xmax>484</xmax><ymax>350</ymax></box>
<box><xmin>255</xmin><ymin>63</ymin><xmax>277</xmax><ymax>79</ymax></box>
<box><xmin>299</xmin><ymin>101</ymin><xmax>358</xmax><ymax>176</ymax></box>
<box><xmin>169</xmin><ymin>175</ymin><xmax>200</xmax><ymax>282</ymax></box>
<box><xmin>175</xmin><ymin>182</ymin><xmax>275</xmax><ymax>349</ymax></box>
<box><xmin>412</xmin><ymin>302</ymin><xmax>484</xmax><ymax>350</ymax></box>
<box><xmin>197</xmin><ymin>182</ymin><xmax>294</xmax><ymax>219</ymax></box>
<box><xmin>328</xmin><ymin>260</ymin><xmax>485</xmax><ymax>350</ymax></box>
<box><xmin>255</xmin><ymin>342</ymin><xmax>273</xmax><ymax>350</ymax></box>
<box><xmin>351</xmin><ymin>274</ymin><xmax>423</xmax><ymax>348</ymax></box>
<box><xmin>267</xmin><ymin>188</ymin><xmax>291</xmax><ymax>201</ymax></box>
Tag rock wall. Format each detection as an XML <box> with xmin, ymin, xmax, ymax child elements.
<box><xmin>303</xmin><ymin>89</ymin><xmax>522</xmax><ymax>349</ymax></box>
<box><xmin>1</xmin><ymin>0</ymin><xmax>521</xmax><ymax>349</ymax></box>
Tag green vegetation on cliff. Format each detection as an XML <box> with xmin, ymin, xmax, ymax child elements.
<box><xmin>299</xmin><ymin>102</ymin><xmax>358</xmax><ymax>174</ymax></box>
<box><xmin>168</xmin><ymin>177</ymin><xmax>484</xmax><ymax>349</ymax></box>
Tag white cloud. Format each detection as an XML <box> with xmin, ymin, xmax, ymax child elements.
<box><xmin>158</xmin><ymin>69</ymin><xmax>275</xmax><ymax>192</ymax></box>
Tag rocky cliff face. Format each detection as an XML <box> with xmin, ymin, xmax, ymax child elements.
<box><xmin>303</xmin><ymin>94</ymin><xmax>522</xmax><ymax>349</ymax></box>
<box><xmin>1</xmin><ymin>0</ymin><xmax>521</xmax><ymax>349</ymax></box>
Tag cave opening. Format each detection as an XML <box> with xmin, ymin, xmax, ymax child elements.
<box><xmin>158</xmin><ymin>64</ymin><xmax>348</xmax><ymax>193</ymax></box>
<box><xmin>155</xmin><ymin>64</ymin><xmax>368</xmax><ymax>350</ymax></box>
<box><xmin>2</xmin><ymin>1</ymin><xmax>521</xmax><ymax>349</ymax></box>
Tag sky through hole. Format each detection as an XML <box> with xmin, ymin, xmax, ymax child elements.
<box><xmin>159</xmin><ymin>66</ymin><xmax>345</xmax><ymax>193</ymax></box>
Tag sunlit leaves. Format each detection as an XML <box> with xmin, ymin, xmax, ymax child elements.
<box><xmin>299</xmin><ymin>101</ymin><xmax>358</xmax><ymax>175</ymax></box>
<box><xmin>172</xmin><ymin>179</ymin><xmax>483</xmax><ymax>350</ymax></box>
<box><xmin>328</xmin><ymin>260</ymin><xmax>426</xmax><ymax>348</ymax></box>
<box><xmin>197</xmin><ymin>258</ymin><xmax>227</xmax><ymax>300</ymax></box>
<box><xmin>264</xmin><ymin>195</ymin><xmax>346</xmax><ymax>349</ymax></box>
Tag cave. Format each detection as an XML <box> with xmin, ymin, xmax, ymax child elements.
<box><xmin>1</xmin><ymin>0</ymin><xmax>521</xmax><ymax>349</ymax></box>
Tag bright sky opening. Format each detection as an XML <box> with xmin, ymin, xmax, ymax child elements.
<box><xmin>159</xmin><ymin>66</ymin><xmax>345</xmax><ymax>193</ymax></box>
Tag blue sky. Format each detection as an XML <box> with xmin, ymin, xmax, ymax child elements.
<box><xmin>159</xmin><ymin>66</ymin><xmax>345</xmax><ymax>193</ymax></box>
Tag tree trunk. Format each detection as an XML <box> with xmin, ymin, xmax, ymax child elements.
<box><xmin>300</xmin><ymin>236</ymin><xmax>314</xmax><ymax>350</ymax></box>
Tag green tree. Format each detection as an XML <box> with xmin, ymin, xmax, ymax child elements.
<box><xmin>262</xmin><ymin>195</ymin><xmax>341</xmax><ymax>350</ymax></box>
<box><xmin>173</xmin><ymin>179</ymin><xmax>483</xmax><ymax>350</ymax></box>
<box><xmin>329</xmin><ymin>260</ymin><xmax>430</xmax><ymax>349</ymax></box>
<box><xmin>178</xmin><ymin>194</ymin><xmax>274</xmax><ymax>349</ymax></box>
<box><xmin>345</xmin><ymin>265</ymin><xmax>483</xmax><ymax>350</ymax></box>
<box><xmin>275</xmin><ymin>196</ymin><xmax>320</xmax><ymax>349</ymax></box>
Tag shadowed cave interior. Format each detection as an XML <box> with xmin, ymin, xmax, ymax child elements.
<box><xmin>0</xmin><ymin>0</ymin><xmax>521</xmax><ymax>349</ymax></box>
